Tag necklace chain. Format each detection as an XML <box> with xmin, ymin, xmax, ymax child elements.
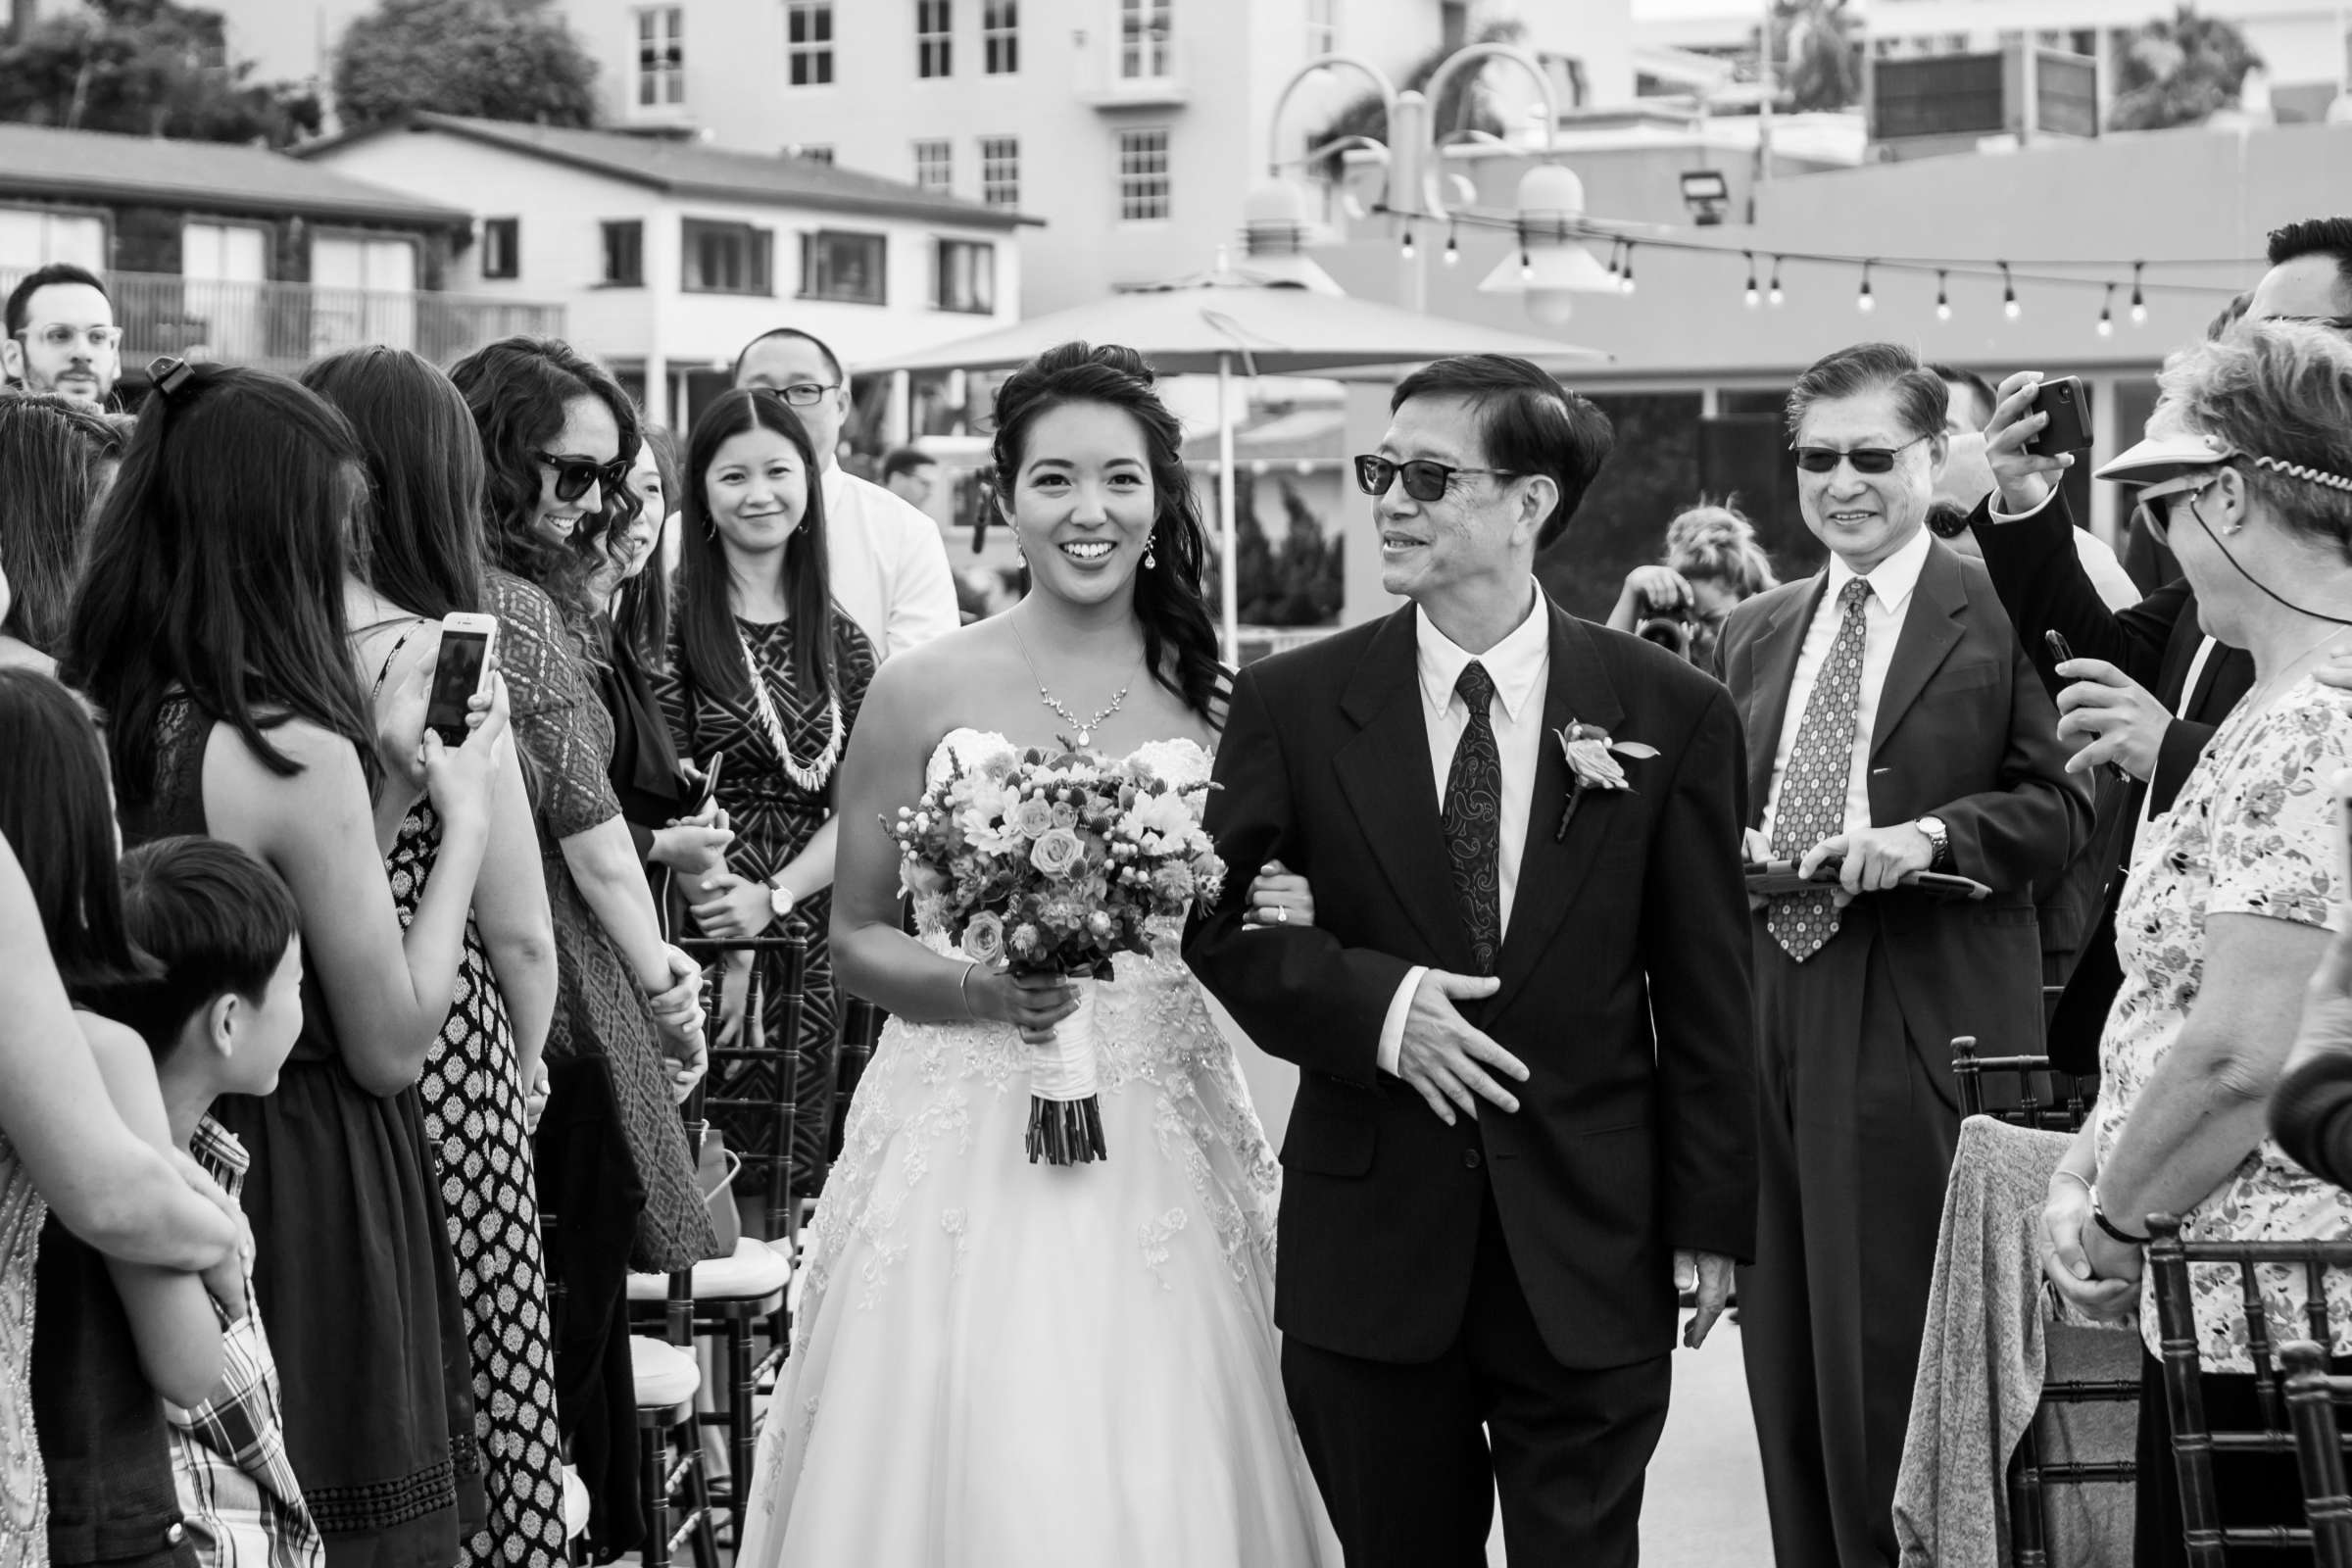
<box><xmin>737</xmin><ymin>625</ymin><xmax>843</xmax><ymax>793</ymax></box>
<box><xmin>1008</xmin><ymin>612</ymin><xmax>1135</xmax><ymax>751</ymax></box>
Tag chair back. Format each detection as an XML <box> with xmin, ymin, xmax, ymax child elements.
<box><xmin>2146</xmin><ymin>1214</ymin><xmax>2352</xmax><ymax>1561</ymax></box>
<box><xmin>2282</xmin><ymin>1341</ymin><xmax>2352</xmax><ymax>1568</ymax></box>
<box><xmin>831</xmin><ymin>998</ymin><xmax>886</xmax><ymax>1163</ymax></box>
<box><xmin>1952</xmin><ymin>1035</ymin><xmax>2096</xmax><ymax>1133</ymax></box>
<box><xmin>679</xmin><ymin>923</ymin><xmax>809</xmax><ymax>1249</ymax></box>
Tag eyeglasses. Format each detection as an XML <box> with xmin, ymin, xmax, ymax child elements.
<box><xmin>533</xmin><ymin>451</ymin><xmax>632</xmax><ymax>504</ymax></box>
<box><xmin>16</xmin><ymin>323</ymin><xmax>122</xmax><ymax>353</ymax></box>
<box><xmin>1790</xmin><ymin>434</ymin><xmax>1931</xmax><ymax>475</ymax></box>
<box><xmin>753</xmin><ymin>382</ymin><xmax>840</xmax><ymax>409</ymax></box>
<box><xmin>2131</xmin><ymin>473</ymin><xmax>2222</xmax><ymax>548</ymax></box>
<box><xmin>1352</xmin><ymin>455</ymin><xmax>1520</xmax><ymax>503</ymax></box>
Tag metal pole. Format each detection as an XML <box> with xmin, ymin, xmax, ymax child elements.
<box><xmin>1757</xmin><ymin>0</ymin><xmax>1776</xmax><ymax>185</ymax></box>
<box><xmin>1218</xmin><ymin>352</ymin><xmax>1240</xmax><ymax>664</ymax></box>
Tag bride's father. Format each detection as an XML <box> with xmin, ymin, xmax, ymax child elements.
<box><xmin>1187</xmin><ymin>355</ymin><xmax>1757</xmax><ymax>1568</ymax></box>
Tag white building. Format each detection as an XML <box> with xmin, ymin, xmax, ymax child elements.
<box><xmin>298</xmin><ymin>113</ymin><xmax>1029</xmax><ymax>426</ymax></box>
<box><xmin>547</xmin><ymin>0</ymin><xmax>1638</xmax><ymax>315</ymax></box>
<box><xmin>1635</xmin><ymin>0</ymin><xmax>2350</xmax><ymax>122</ymax></box>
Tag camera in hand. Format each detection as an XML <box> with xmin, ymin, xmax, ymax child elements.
<box><xmin>1636</xmin><ymin>611</ymin><xmax>1694</xmax><ymax>658</ymax></box>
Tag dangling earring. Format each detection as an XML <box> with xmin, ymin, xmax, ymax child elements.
<box><xmin>1143</xmin><ymin>531</ymin><xmax>1158</xmax><ymax>571</ymax></box>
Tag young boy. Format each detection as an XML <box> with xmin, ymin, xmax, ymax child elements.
<box><xmin>104</xmin><ymin>836</ymin><xmax>320</xmax><ymax>1568</ymax></box>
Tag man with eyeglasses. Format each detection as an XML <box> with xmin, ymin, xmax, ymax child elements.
<box><xmin>1715</xmin><ymin>342</ymin><xmax>2087</xmax><ymax>1568</ymax></box>
<box><xmin>2</xmin><ymin>265</ymin><xmax>121</xmax><ymax>409</ymax></box>
<box><xmin>1963</xmin><ymin>218</ymin><xmax>2350</xmax><ymax>1074</ymax></box>
<box><xmin>731</xmin><ymin>327</ymin><xmax>957</xmax><ymax>657</ymax></box>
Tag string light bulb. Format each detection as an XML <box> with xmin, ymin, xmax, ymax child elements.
<box><xmin>1400</xmin><ymin>224</ymin><xmax>1415</xmax><ymax>262</ymax></box>
<box><xmin>1618</xmin><ymin>242</ymin><xmax>1636</xmax><ymax>296</ymax></box>
<box><xmin>2001</xmin><ymin>262</ymin><xmax>2020</xmax><ymax>321</ymax></box>
<box><xmin>2097</xmin><ymin>283</ymin><xmax>2115</xmax><ymax>338</ymax></box>
<box><xmin>1856</xmin><ymin>261</ymin><xmax>1875</xmax><ymax>315</ymax></box>
<box><xmin>1519</xmin><ymin>249</ymin><xmax>1533</xmax><ymax>284</ymax></box>
<box><xmin>1604</xmin><ymin>239</ymin><xmax>1621</xmax><ymax>281</ymax></box>
<box><xmin>1936</xmin><ymin>270</ymin><xmax>1951</xmax><ymax>321</ymax></box>
<box><xmin>1742</xmin><ymin>251</ymin><xmax>1760</xmax><ymax>310</ymax></box>
<box><xmin>2131</xmin><ymin>262</ymin><xmax>2148</xmax><ymax>326</ymax></box>
<box><xmin>1767</xmin><ymin>255</ymin><xmax>1785</xmax><ymax>308</ymax></box>
<box><xmin>1443</xmin><ymin>225</ymin><xmax>1459</xmax><ymax>267</ymax></box>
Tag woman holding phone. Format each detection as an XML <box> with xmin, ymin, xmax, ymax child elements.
<box><xmin>302</xmin><ymin>346</ymin><xmax>569</xmax><ymax>1568</ymax></box>
<box><xmin>63</xmin><ymin>361</ymin><xmax>497</xmax><ymax>1568</ymax></box>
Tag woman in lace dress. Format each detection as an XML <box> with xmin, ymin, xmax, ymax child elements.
<box><xmin>2034</xmin><ymin>322</ymin><xmax>2352</xmax><ymax>1561</ymax></box>
<box><xmin>734</xmin><ymin>343</ymin><xmax>1337</xmax><ymax>1567</ymax></box>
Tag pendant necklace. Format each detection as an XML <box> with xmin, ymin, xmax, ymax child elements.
<box><xmin>1009</xmin><ymin>612</ymin><xmax>1134</xmax><ymax>750</ymax></box>
<box><xmin>737</xmin><ymin>622</ymin><xmax>843</xmax><ymax>793</ymax></box>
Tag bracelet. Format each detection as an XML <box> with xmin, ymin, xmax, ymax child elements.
<box><xmin>957</xmin><ymin>960</ymin><xmax>979</xmax><ymax>1020</ymax></box>
<box><xmin>2090</xmin><ymin>1187</ymin><xmax>2152</xmax><ymax>1246</ymax></box>
<box><xmin>2050</xmin><ymin>1168</ymin><xmax>2092</xmax><ymax>1199</ymax></box>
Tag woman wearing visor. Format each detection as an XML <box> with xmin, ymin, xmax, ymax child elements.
<box><xmin>2031</xmin><ymin>319</ymin><xmax>2352</xmax><ymax>1564</ymax></box>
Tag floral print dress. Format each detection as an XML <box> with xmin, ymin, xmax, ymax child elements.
<box><xmin>2094</xmin><ymin>673</ymin><xmax>2352</xmax><ymax>1372</ymax></box>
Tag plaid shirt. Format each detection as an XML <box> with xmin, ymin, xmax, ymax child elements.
<box><xmin>165</xmin><ymin>1118</ymin><xmax>322</xmax><ymax>1568</ymax></box>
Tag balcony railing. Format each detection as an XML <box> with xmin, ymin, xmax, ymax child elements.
<box><xmin>0</xmin><ymin>270</ymin><xmax>565</xmax><ymax>375</ymax></box>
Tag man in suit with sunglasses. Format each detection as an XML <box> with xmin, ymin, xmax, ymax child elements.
<box><xmin>1189</xmin><ymin>354</ymin><xmax>1757</xmax><ymax>1567</ymax></box>
<box><xmin>1962</xmin><ymin>217</ymin><xmax>2349</xmax><ymax>1074</ymax></box>
<box><xmin>1714</xmin><ymin>342</ymin><xmax>2089</xmax><ymax>1568</ymax></box>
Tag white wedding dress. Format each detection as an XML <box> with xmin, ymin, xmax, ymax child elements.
<box><xmin>735</xmin><ymin>729</ymin><xmax>1340</xmax><ymax>1568</ymax></box>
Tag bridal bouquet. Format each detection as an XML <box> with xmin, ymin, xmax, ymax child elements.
<box><xmin>887</xmin><ymin>738</ymin><xmax>1225</xmax><ymax>1166</ymax></box>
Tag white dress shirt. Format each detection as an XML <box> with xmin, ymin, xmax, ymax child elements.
<box><xmin>1759</xmin><ymin>524</ymin><xmax>1936</xmax><ymax>848</ymax></box>
<box><xmin>820</xmin><ymin>466</ymin><xmax>961</xmax><ymax>658</ymax></box>
<box><xmin>1375</xmin><ymin>585</ymin><xmax>1551</xmax><ymax>1076</ymax></box>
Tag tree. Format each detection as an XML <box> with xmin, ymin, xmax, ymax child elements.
<box><xmin>2106</xmin><ymin>7</ymin><xmax>2262</xmax><ymax>131</ymax></box>
<box><xmin>1766</xmin><ymin>0</ymin><xmax>1863</xmax><ymax>113</ymax></box>
<box><xmin>332</xmin><ymin>0</ymin><xmax>598</xmax><ymax>130</ymax></box>
<box><xmin>0</xmin><ymin>0</ymin><xmax>320</xmax><ymax>145</ymax></box>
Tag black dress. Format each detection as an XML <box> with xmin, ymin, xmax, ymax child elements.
<box><xmin>120</xmin><ymin>699</ymin><xmax>483</xmax><ymax>1568</ymax></box>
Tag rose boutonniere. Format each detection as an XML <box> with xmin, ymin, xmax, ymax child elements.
<box><xmin>1556</xmin><ymin>721</ymin><xmax>1658</xmax><ymax>842</ymax></box>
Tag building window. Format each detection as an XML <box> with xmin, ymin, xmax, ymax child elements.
<box><xmin>790</xmin><ymin>143</ymin><xmax>836</xmax><ymax>163</ymax></box>
<box><xmin>801</xmin><ymin>229</ymin><xmax>886</xmax><ymax>304</ymax></box>
<box><xmin>479</xmin><ymin>218</ymin><xmax>519</xmax><ymax>279</ymax></box>
<box><xmin>979</xmin><ymin>136</ymin><xmax>1020</xmax><ymax>208</ymax></box>
<box><xmin>602</xmin><ymin>220</ymin><xmax>644</xmax><ymax>286</ymax></box>
<box><xmin>983</xmin><ymin>0</ymin><xmax>1017</xmax><ymax>73</ymax></box>
<box><xmin>1120</xmin><ymin>0</ymin><xmax>1170</xmax><ymax>77</ymax></box>
<box><xmin>913</xmin><ymin>139</ymin><xmax>953</xmax><ymax>192</ymax></box>
<box><xmin>180</xmin><ymin>220</ymin><xmax>269</xmax><ymax>282</ymax></box>
<box><xmin>917</xmin><ymin>0</ymin><xmax>952</xmax><ymax>77</ymax></box>
<box><xmin>933</xmin><ymin>239</ymin><xmax>996</xmax><ymax>313</ymax></box>
<box><xmin>634</xmin><ymin>6</ymin><xmax>684</xmax><ymax>107</ymax></box>
<box><xmin>786</xmin><ymin>2</ymin><xmax>833</xmax><ymax>84</ymax></box>
<box><xmin>0</xmin><ymin>208</ymin><xmax>106</xmax><ymax>271</ymax></box>
<box><xmin>1305</xmin><ymin>0</ymin><xmax>1334</xmax><ymax>56</ymax></box>
<box><xmin>682</xmin><ymin>219</ymin><xmax>773</xmax><ymax>294</ymax></box>
<box><xmin>1116</xmin><ymin>126</ymin><xmax>1169</xmax><ymax>220</ymax></box>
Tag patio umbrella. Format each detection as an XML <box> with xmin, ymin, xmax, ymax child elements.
<box><xmin>858</xmin><ymin>262</ymin><xmax>1605</xmax><ymax>661</ymax></box>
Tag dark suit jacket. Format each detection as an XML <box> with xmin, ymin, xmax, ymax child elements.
<box><xmin>1185</xmin><ymin>599</ymin><xmax>1756</xmax><ymax>1371</ymax></box>
<box><xmin>1968</xmin><ymin>490</ymin><xmax>2254</xmax><ymax>1066</ymax></box>
<box><xmin>1716</xmin><ymin>538</ymin><xmax>2091</xmax><ymax>1063</ymax></box>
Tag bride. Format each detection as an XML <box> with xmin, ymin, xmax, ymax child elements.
<box><xmin>734</xmin><ymin>341</ymin><xmax>1340</xmax><ymax>1566</ymax></box>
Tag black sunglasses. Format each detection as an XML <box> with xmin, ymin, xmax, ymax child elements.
<box><xmin>1790</xmin><ymin>434</ymin><xmax>1931</xmax><ymax>475</ymax></box>
<box><xmin>1352</xmin><ymin>455</ymin><xmax>1519</xmax><ymax>504</ymax></box>
<box><xmin>533</xmin><ymin>451</ymin><xmax>632</xmax><ymax>504</ymax></box>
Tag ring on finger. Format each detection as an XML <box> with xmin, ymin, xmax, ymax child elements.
<box><xmin>1275</xmin><ymin>906</ymin><xmax>1289</xmax><ymax>925</ymax></box>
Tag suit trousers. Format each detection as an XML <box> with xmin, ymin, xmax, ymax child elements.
<box><xmin>1282</xmin><ymin>1178</ymin><xmax>1671</xmax><ymax>1568</ymax></box>
<box><xmin>1740</xmin><ymin>905</ymin><xmax>1963</xmax><ymax>1568</ymax></box>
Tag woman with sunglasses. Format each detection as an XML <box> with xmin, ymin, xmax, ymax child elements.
<box><xmin>448</xmin><ymin>338</ymin><xmax>718</xmax><ymax>1550</ymax></box>
<box><xmin>2034</xmin><ymin>320</ymin><xmax>2352</xmax><ymax>1565</ymax></box>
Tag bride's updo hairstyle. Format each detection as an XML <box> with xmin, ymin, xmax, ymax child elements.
<box><xmin>990</xmin><ymin>341</ymin><xmax>1224</xmax><ymax>725</ymax></box>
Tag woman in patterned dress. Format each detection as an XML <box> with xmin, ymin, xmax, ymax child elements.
<box><xmin>2033</xmin><ymin>321</ymin><xmax>2352</xmax><ymax>1563</ymax></box>
<box><xmin>450</xmin><ymin>337</ymin><xmax>718</xmax><ymax>1554</ymax></box>
<box><xmin>302</xmin><ymin>347</ymin><xmax>570</xmax><ymax>1568</ymax></box>
<box><xmin>658</xmin><ymin>389</ymin><xmax>876</xmax><ymax>1217</ymax></box>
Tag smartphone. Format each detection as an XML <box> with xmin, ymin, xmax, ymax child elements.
<box><xmin>2026</xmin><ymin>375</ymin><xmax>2093</xmax><ymax>458</ymax></box>
<box><xmin>2045</xmin><ymin>630</ymin><xmax>2076</xmax><ymax>665</ymax></box>
<box><xmin>422</xmin><ymin>612</ymin><xmax>499</xmax><ymax>749</ymax></box>
<box><xmin>692</xmin><ymin>751</ymin><xmax>727</xmax><ymax>815</ymax></box>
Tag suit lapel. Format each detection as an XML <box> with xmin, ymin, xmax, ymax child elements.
<box><xmin>1335</xmin><ymin>607</ymin><xmax>1475</xmax><ymax>970</ymax></box>
<box><xmin>1868</xmin><ymin>541</ymin><xmax>1969</xmax><ymax>760</ymax></box>
<box><xmin>1743</xmin><ymin>574</ymin><xmax>1827</xmax><ymax>824</ymax></box>
<box><xmin>1489</xmin><ymin>606</ymin><xmax>1626</xmax><ymax>1019</ymax></box>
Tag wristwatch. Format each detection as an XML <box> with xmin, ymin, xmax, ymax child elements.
<box><xmin>1914</xmin><ymin>814</ymin><xmax>1951</xmax><ymax>871</ymax></box>
<box><xmin>767</xmin><ymin>877</ymin><xmax>797</xmax><ymax>922</ymax></box>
